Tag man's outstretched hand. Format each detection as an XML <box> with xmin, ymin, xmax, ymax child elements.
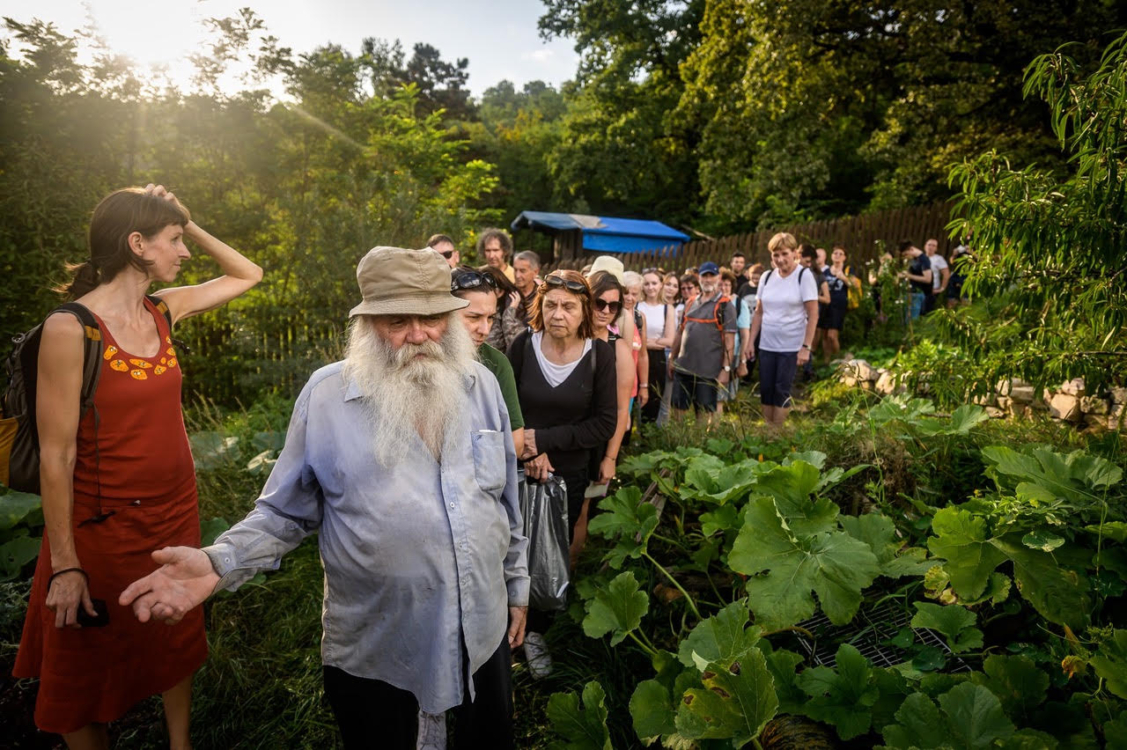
<box><xmin>119</xmin><ymin>547</ymin><xmax>220</xmax><ymax>625</ymax></box>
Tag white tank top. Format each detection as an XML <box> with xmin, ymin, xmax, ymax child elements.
<box><xmin>637</xmin><ymin>301</ymin><xmax>667</xmax><ymax>341</ymax></box>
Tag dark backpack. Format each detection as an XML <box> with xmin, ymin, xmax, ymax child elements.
<box><xmin>0</xmin><ymin>296</ymin><xmax>172</xmax><ymax>494</ymax></box>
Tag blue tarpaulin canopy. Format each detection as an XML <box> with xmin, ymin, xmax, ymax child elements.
<box><xmin>511</xmin><ymin>211</ymin><xmax>690</xmax><ymax>255</ymax></box>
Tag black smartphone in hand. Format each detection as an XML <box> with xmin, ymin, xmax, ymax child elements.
<box><xmin>77</xmin><ymin>598</ymin><xmax>110</xmax><ymax>628</ymax></box>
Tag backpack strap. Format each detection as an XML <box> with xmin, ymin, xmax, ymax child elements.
<box><xmin>146</xmin><ymin>294</ymin><xmax>190</xmax><ymax>354</ymax></box>
<box><xmin>51</xmin><ymin>303</ymin><xmax>103</xmax><ymax>418</ymax></box>
<box><xmin>146</xmin><ymin>294</ymin><xmax>173</xmax><ymax>330</ymax></box>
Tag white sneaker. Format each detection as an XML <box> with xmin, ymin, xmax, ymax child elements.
<box><xmin>416</xmin><ymin>709</ymin><xmax>446</xmax><ymax>750</ymax></box>
<box><xmin>522</xmin><ymin>631</ymin><xmax>553</xmax><ymax>679</ymax></box>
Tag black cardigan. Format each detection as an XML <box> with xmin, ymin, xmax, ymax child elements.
<box><xmin>508</xmin><ymin>331</ymin><xmax>618</xmax><ymax>475</ymax></box>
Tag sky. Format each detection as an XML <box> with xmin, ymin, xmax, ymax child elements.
<box><xmin>2</xmin><ymin>0</ymin><xmax>581</xmax><ymax>97</ymax></box>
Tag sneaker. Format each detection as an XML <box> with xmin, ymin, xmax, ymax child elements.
<box><xmin>522</xmin><ymin>631</ymin><xmax>553</xmax><ymax>679</ymax></box>
<box><xmin>416</xmin><ymin>710</ymin><xmax>446</xmax><ymax>750</ymax></box>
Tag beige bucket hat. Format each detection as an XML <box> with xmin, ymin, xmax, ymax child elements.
<box><xmin>349</xmin><ymin>246</ymin><xmax>469</xmax><ymax>318</ymax></box>
<box><xmin>587</xmin><ymin>255</ymin><xmax>625</xmax><ymax>284</ymax></box>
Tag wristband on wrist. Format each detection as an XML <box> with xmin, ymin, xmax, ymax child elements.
<box><xmin>48</xmin><ymin>567</ymin><xmax>87</xmax><ymax>589</ymax></box>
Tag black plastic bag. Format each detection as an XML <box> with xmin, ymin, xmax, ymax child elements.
<box><xmin>519</xmin><ymin>472</ymin><xmax>570</xmax><ymax>611</ymax></box>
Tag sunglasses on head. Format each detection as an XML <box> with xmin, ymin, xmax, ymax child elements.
<box><xmin>451</xmin><ymin>271</ymin><xmax>497</xmax><ymax>292</ymax></box>
<box><xmin>594</xmin><ymin>298</ymin><xmax>622</xmax><ymax>315</ymax></box>
<box><xmin>543</xmin><ymin>274</ymin><xmax>587</xmax><ymax>293</ymax></box>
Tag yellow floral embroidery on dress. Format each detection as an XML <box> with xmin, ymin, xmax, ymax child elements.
<box><xmin>130</xmin><ymin>369</ymin><xmax>148</xmax><ymax>381</ymax></box>
<box><xmin>165</xmin><ymin>336</ymin><xmax>171</xmax><ymax>344</ymax></box>
<box><xmin>129</xmin><ymin>359</ymin><xmax>153</xmax><ymax>369</ymax></box>
<box><xmin>167</xmin><ymin>357</ymin><xmax>178</xmax><ymax>369</ymax></box>
<box><xmin>110</xmin><ymin>359</ymin><xmax>128</xmax><ymax>372</ymax></box>
<box><xmin>103</xmin><ymin>345</ymin><xmax>118</xmax><ymax>360</ymax></box>
<box><xmin>154</xmin><ymin>365</ymin><xmax>167</xmax><ymax>375</ymax></box>
<box><xmin>166</xmin><ymin>347</ymin><xmax>176</xmax><ymax>356</ymax></box>
<box><xmin>160</xmin><ymin>357</ymin><xmax>167</xmax><ymax>364</ymax></box>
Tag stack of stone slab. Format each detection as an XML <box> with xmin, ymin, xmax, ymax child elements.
<box><xmin>835</xmin><ymin>362</ymin><xmax>1125</xmax><ymax>431</ymax></box>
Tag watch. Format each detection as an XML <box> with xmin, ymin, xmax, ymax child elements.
<box><xmin>801</xmin><ymin>344</ymin><xmax>812</xmax><ymax>351</ymax></box>
<box><xmin>722</xmin><ymin>365</ymin><xmax>731</xmax><ymax>372</ymax></box>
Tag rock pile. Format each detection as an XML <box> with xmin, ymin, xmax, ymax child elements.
<box><xmin>835</xmin><ymin>362</ymin><xmax>1125</xmax><ymax>431</ymax></box>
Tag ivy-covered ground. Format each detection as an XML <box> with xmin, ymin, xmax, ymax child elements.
<box><xmin>2</xmin><ymin>384</ymin><xmax>1125</xmax><ymax>748</ymax></box>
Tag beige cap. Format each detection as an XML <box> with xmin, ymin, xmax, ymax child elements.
<box><xmin>587</xmin><ymin>255</ymin><xmax>625</xmax><ymax>284</ymax></box>
<box><xmin>348</xmin><ymin>246</ymin><xmax>469</xmax><ymax>318</ymax></box>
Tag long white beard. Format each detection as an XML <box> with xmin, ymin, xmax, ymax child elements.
<box><xmin>342</xmin><ymin>315</ymin><xmax>476</xmax><ymax>467</ymax></box>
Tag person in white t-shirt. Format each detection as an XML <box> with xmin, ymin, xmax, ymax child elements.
<box><xmin>924</xmin><ymin>238</ymin><xmax>949</xmax><ymax>313</ymax></box>
<box><xmin>747</xmin><ymin>233</ymin><xmax>819</xmax><ymax>428</ymax></box>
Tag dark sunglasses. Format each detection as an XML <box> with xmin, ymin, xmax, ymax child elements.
<box><xmin>594</xmin><ymin>298</ymin><xmax>622</xmax><ymax>315</ymax></box>
<box><xmin>451</xmin><ymin>271</ymin><xmax>497</xmax><ymax>292</ymax></box>
<box><xmin>543</xmin><ymin>274</ymin><xmax>587</xmax><ymax>293</ymax></box>
<box><xmin>439</xmin><ymin>249</ymin><xmax>456</xmax><ymax>259</ymax></box>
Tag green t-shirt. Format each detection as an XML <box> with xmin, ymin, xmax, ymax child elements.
<box><xmin>477</xmin><ymin>343</ymin><xmax>525</xmax><ymax>430</ymax></box>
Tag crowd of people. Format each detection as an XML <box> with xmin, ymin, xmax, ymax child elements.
<box><xmin>11</xmin><ymin>186</ymin><xmax>971</xmax><ymax>750</ymax></box>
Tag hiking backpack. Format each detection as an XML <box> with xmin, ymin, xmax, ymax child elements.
<box><xmin>0</xmin><ymin>296</ymin><xmax>172</xmax><ymax>493</ymax></box>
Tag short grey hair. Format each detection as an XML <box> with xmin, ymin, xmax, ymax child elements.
<box><xmin>514</xmin><ymin>250</ymin><xmax>541</xmax><ymax>269</ymax></box>
<box><xmin>622</xmin><ymin>271</ymin><xmax>644</xmax><ymax>290</ymax></box>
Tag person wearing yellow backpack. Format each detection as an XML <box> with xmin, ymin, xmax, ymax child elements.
<box><xmin>817</xmin><ymin>245</ymin><xmax>860</xmax><ymax>365</ymax></box>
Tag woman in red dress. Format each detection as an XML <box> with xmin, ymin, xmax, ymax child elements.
<box><xmin>13</xmin><ymin>185</ymin><xmax>262</xmax><ymax>749</ymax></box>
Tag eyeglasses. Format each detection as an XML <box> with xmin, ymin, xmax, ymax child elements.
<box><xmin>543</xmin><ymin>274</ymin><xmax>587</xmax><ymax>293</ymax></box>
<box><xmin>594</xmin><ymin>298</ymin><xmax>622</xmax><ymax>315</ymax></box>
<box><xmin>439</xmin><ymin>249</ymin><xmax>456</xmax><ymax>259</ymax></box>
<box><xmin>451</xmin><ymin>271</ymin><xmax>497</xmax><ymax>292</ymax></box>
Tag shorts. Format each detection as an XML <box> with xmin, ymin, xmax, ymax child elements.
<box><xmin>818</xmin><ymin>302</ymin><xmax>847</xmax><ymax>330</ymax></box>
<box><xmin>671</xmin><ymin>371</ymin><xmax>720</xmax><ymax>412</ymax></box>
<box><xmin>759</xmin><ymin>350</ymin><xmax>798</xmax><ymax>408</ymax></box>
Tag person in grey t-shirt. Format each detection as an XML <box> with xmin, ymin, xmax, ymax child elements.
<box><xmin>667</xmin><ymin>261</ymin><xmax>736</xmax><ymax>423</ymax></box>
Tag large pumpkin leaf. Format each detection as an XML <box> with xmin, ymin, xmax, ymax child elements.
<box><xmin>547</xmin><ymin>681</ymin><xmax>612</xmax><ymax>750</ymax></box>
<box><xmin>1089</xmin><ymin>629</ymin><xmax>1127</xmax><ymax>700</ymax></box>
<box><xmin>752</xmin><ymin>460</ymin><xmax>838</xmax><ymax>537</ymax></box>
<box><xmin>676</xmin><ymin>647</ymin><xmax>778</xmax><ymax>747</ymax></box>
<box><xmin>982</xmin><ymin>445</ymin><xmax>1121</xmax><ymax>506</ymax></box>
<box><xmin>0</xmin><ymin>489</ymin><xmax>41</xmax><ymax>531</ymax></box>
<box><xmin>629</xmin><ymin>679</ymin><xmax>677</xmax><ymax>743</ymax></box>
<box><xmin>796</xmin><ymin>644</ymin><xmax>880</xmax><ymax>740</ymax></box>
<box><xmin>676</xmin><ymin>600</ymin><xmax>761</xmax><ymax>669</ymax></box>
<box><xmin>587</xmin><ymin>487</ymin><xmax>659</xmax><ymax>568</ymax></box>
<box><xmin>910</xmin><ymin>602</ymin><xmax>984</xmax><ymax>654</ymax></box>
<box><xmin>0</xmin><ymin>532</ymin><xmax>41</xmax><ymax>580</ymax></box>
<box><xmin>682</xmin><ymin>459</ymin><xmax>761</xmax><ymax>506</ymax></box>
<box><xmin>970</xmin><ymin>655</ymin><xmax>1049</xmax><ymax>725</ymax></box>
<box><xmin>939</xmin><ymin>683</ymin><xmax>1017</xmax><ymax>749</ymax></box>
<box><xmin>840</xmin><ymin>512</ymin><xmax>936</xmax><ymax>579</ymax></box>
<box><xmin>730</xmin><ymin>496</ymin><xmax>880</xmax><ymax>629</ymax></box>
<box><xmin>582</xmin><ymin>571</ymin><xmax>649</xmax><ymax>646</ymax></box>
<box><xmin>991</xmin><ymin>536</ymin><xmax>1091</xmax><ymax>631</ymax></box>
<box><xmin>928</xmin><ymin>507</ymin><xmax>1008</xmax><ymax>600</ymax></box>
<box><xmin>762</xmin><ymin>646</ymin><xmax>805</xmax><ymax>714</ymax></box>
<box><xmin>882</xmin><ymin>683</ymin><xmax>1015</xmax><ymax>749</ymax></box>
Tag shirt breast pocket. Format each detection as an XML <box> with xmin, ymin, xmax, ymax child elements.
<box><xmin>470</xmin><ymin>430</ymin><xmax>507</xmax><ymax>492</ymax></box>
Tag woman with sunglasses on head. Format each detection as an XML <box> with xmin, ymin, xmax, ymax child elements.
<box><xmin>638</xmin><ymin>269</ymin><xmax>675</xmax><ymax>424</ymax></box>
<box><xmin>450</xmin><ymin>267</ymin><xmax>525</xmax><ymax>457</ymax></box>
<box><xmin>507</xmin><ymin>270</ymin><xmax>617</xmax><ymax>677</ymax></box>
<box><xmin>477</xmin><ymin>265</ymin><xmax>526</xmax><ymax>354</ymax></box>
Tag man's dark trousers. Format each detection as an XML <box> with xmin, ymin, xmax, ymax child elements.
<box><xmin>323</xmin><ymin>636</ymin><xmax>513</xmax><ymax>749</ymax></box>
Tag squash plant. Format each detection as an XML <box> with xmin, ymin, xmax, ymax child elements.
<box><xmin>547</xmin><ymin>424</ymin><xmax>1127</xmax><ymax>748</ymax></box>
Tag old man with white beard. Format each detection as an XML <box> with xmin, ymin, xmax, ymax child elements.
<box><xmin>118</xmin><ymin>247</ymin><xmax>529</xmax><ymax>749</ymax></box>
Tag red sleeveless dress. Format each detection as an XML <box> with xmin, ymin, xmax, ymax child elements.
<box><xmin>14</xmin><ymin>298</ymin><xmax>207</xmax><ymax>734</ymax></box>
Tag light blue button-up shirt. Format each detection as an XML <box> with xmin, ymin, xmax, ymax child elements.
<box><xmin>203</xmin><ymin>360</ymin><xmax>529</xmax><ymax>713</ymax></box>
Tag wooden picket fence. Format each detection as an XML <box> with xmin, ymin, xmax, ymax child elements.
<box><xmin>544</xmin><ymin>201</ymin><xmax>956</xmax><ymax>274</ymax></box>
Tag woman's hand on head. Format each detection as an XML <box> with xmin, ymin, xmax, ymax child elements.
<box><xmin>144</xmin><ymin>183</ymin><xmax>178</xmax><ymax>204</ymax></box>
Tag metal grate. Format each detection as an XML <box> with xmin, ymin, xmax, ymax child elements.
<box><xmin>796</xmin><ymin>600</ymin><xmax>971</xmax><ymax>672</ymax></box>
